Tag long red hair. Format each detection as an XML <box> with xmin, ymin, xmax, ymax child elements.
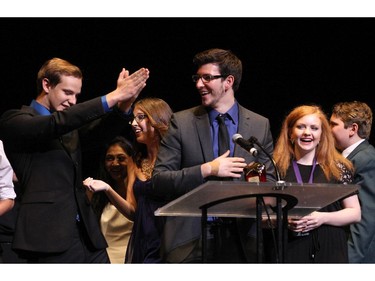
<box><xmin>274</xmin><ymin>105</ymin><xmax>353</xmax><ymax>180</ymax></box>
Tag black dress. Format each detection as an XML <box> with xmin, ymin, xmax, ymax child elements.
<box><xmin>125</xmin><ymin>178</ymin><xmax>166</xmax><ymax>263</ymax></box>
<box><xmin>264</xmin><ymin>163</ymin><xmax>353</xmax><ymax>263</ymax></box>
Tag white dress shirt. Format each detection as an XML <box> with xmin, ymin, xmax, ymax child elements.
<box><xmin>0</xmin><ymin>140</ymin><xmax>16</xmax><ymax>200</ymax></box>
<box><xmin>342</xmin><ymin>139</ymin><xmax>366</xmax><ymax>158</ymax></box>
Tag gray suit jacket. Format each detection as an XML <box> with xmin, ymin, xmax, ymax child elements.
<box><xmin>153</xmin><ymin>104</ymin><xmax>275</xmax><ymax>262</ymax></box>
<box><xmin>347</xmin><ymin>140</ymin><xmax>375</xmax><ymax>263</ymax></box>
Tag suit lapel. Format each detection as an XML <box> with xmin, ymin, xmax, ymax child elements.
<box><xmin>193</xmin><ymin>105</ymin><xmax>254</xmax><ymax>160</ymax></box>
<box><xmin>194</xmin><ymin>107</ymin><xmax>214</xmax><ymax>162</ymax></box>
<box><xmin>347</xmin><ymin>140</ymin><xmax>369</xmax><ymax>160</ymax></box>
<box><xmin>235</xmin><ymin>106</ymin><xmax>252</xmax><ymax>158</ymax></box>
<box><xmin>27</xmin><ymin>105</ymin><xmax>79</xmax><ymax>157</ymax></box>
<box><xmin>27</xmin><ymin>105</ymin><xmax>79</xmax><ymax>158</ymax></box>
<box><xmin>60</xmin><ymin>131</ymin><xmax>79</xmax><ymax>158</ymax></box>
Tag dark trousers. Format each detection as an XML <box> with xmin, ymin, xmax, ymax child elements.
<box><xmin>206</xmin><ymin>218</ymin><xmax>258</xmax><ymax>263</ymax></box>
<box><xmin>0</xmin><ymin>241</ymin><xmax>27</xmax><ymax>263</ymax></box>
<box><xmin>164</xmin><ymin>218</ymin><xmax>258</xmax><ymax>263</ymax></box>
<box><xmin>16</xmin><ymin>221</ymin><xmax>109</xmax><ymax>263</ymax></box>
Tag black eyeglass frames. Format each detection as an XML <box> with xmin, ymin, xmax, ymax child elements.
<box><xmin>129</xmin><ymin>114</ymin><xmax>148</xmax><ymax>124</ymax></box>
<box><xmin>192</xmin><ymin>74</ymin><xmax>227</xmax><ymax>83</ymax></box>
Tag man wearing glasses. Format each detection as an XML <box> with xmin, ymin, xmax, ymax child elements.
<box><xmin>153</xmin><ymin>48</ymin><xmax>275</xmax><ymax>263</ymax></box>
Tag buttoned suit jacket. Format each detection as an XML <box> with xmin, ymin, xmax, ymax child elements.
<box><xmin>347</xmin><ymin>140</ymin><xmax>375</xmax><ymax>263</ymax></box>
<box><xmin>0</xmin><ymin>97</ymin><xmax>129</xmax><ymax>253</ymax></box>
<box><xmin>153</xmin><ymin>103</ymin><xmax>275</xmax><ymax>262</ymax></box>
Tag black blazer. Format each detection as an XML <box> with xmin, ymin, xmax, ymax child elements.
<box><xmin>0</xmin><ymin>97</ymin><xmax>129</xmax><ymax>253</ymax></box>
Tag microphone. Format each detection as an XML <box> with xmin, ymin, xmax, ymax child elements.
<box><xmin>232</xmin><ymin>133</ymin><xmax>258</xmax><ymax>157</ymax></box>
<box><xmin>248</xmin><ymin>136</ymin><xmax>284</xmax><ymax>187</ymax></box>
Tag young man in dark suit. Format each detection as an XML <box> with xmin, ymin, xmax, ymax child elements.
<box><xmin>330</xmin><ymin>101</ymin><xmax>375</xmax><ymax>263</ymax></box>
<box><xmin>0</xmin><ymin>58</ymin><xmax>149</xmax><ymax>263</ymax></box>
<box><xmin>153</xmin><ymin>48</ymin><xmax>276</xmax><ymax>263</ymax></box>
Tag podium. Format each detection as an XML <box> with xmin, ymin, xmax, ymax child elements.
<box><xmin>155</xmin><ymin>181</ymin><xmax>359</xmax><ymax>263</ymax></box>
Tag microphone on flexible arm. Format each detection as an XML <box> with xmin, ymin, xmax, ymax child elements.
<box><xmin>232</xmin><ymin>133</ymin><xmax>258</xmax><ymax>157</ymax></box>
<box><xmin>233</xmin><ymin>133</ymin><xmax>265</xmax><ymax>182</ymax></box>
<box><xmin>248</xmin><ymin>136</ymin><xmax>285</xmax><ymax>188</ymax></box>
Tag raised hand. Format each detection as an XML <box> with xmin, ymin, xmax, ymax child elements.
<box><xmin>105</xmin><ymin>67</ymin><xmax>150</xmax><ymax>110</ymax></box>
<box><xmin>83</xmin><ymin>177</ymin><xmax>110</xmax><ymax>192</ymax></box>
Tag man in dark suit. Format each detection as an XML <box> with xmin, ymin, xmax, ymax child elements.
<box><xmin>0</xmin><ymin>58</ymin><xmax>149</xmax><ymax>263</ymax></box>
<box><xmin>330</xmin><ymin>101</ymin><xmax>375</xmax><ymax>263</ymax></box>
<box><xmin>152</xmin><ymin>48</ymin><xmax>276</xmax><ymax>263</ymax></box>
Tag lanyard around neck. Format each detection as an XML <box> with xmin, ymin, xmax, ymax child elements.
<box><xmin>292</xmin><ymin>158</ymin><xmax>317</xmax><ymax>184</ymax></box>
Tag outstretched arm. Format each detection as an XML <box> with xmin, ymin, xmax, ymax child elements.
<box><xmin>83</xmin><ymin>177</ymin><xmax>135</xmax><ymax>221</ymax></box>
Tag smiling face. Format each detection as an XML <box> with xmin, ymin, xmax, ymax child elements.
<box><xmin>290</xmin><ymin>113</ymin><xmax>322</xmax><ymax>159</ymax></box>
<box><xmin>131</xmin><ymin>106</ymin><xmax>156</xmax><ymax>145</ymax></box>
<box><xmin>39</xmin><ymin>74</ymin><xmax>82</xmax><ymax>112</ymax></box>
<box><xmin>194</xmin><ymin>63</ymin><xmax>233</xmax><ymax>111</ymax></box>
<box><xmin>104</xmin><ymin>144</ymin><xmax>129</xmax><ymax>181</ymax></box>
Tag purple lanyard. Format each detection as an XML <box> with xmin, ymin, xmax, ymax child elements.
<box><xmin>292</xmin><ymin>158</ymin><xmax>317</xmax><ymax>184</ymax></box>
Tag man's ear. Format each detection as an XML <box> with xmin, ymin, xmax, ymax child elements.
<box><xmin>42</xmin><ymin>78</ymin><xmax>50</xmax><ymax>94</ymax></box>
<box><xmin>224</xmin><ymin>75</ymin><xmax>234</xmax><ymax>91</ymax></box>
<box><xmin>349</xmin><ymin>123</ymin><xmax>359</xmax><ymax>137</ymax></box>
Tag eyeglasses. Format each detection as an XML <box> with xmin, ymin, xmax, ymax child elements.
<box><xmin>192</xmin><ymin>74</ymin><xmax>227</xmax><ymax>83</ymax></box>
<box><xmin>130</xmin><ymin>114</ymin><xmax>148</xmax><ymax>124</ymax></box>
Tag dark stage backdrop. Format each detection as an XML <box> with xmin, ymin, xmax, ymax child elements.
<box><xmin>1</xmin><ymin>17</ymin><xmax>374</xmax><ymax>144</ymax></box>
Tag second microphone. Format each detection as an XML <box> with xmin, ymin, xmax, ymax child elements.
<box><xmin>232</xmin><ymin>133</ymin><xmax>258</xmax><ymax>157</ymax></box>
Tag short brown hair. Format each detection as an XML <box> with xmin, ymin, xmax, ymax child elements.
<box><xmin>193</xmin><ymin>48</ymin><xmax>242</xmax><ymax>92</ymax></box>
<box><xmin>332</xmin><ymin>101</ymin><xmax>373</xmax><ymax>139</ymax></box>
<box><xmin>36</xmin><ymin>58</ymin><xmax>82</xmax><ymax>95</ymax></box>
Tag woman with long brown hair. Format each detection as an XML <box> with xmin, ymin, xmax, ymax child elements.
<box><xmin>84</xmin><ymin>97</ymin><xmax>172</xmax><ymax>263</ymax></box>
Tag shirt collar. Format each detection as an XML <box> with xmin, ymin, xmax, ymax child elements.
<box><xmin>342</xmin><ymin>139</ymin><xmax>366</xmax><ymax>158</ymax></box>
<box><xmin>30</xmin><ymin>99</ymin><xmax>51</xmax><ymax>116</ymax></box>
<box><xmin>208</xmin><ymin>101</ymin><xmax>239</xmax><ymax>125</ymax></box>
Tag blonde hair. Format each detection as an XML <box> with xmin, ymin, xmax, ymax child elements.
<box><xmin>274</xmin><ymin>105</ymin><xmax>353</xmax><ymax>180</ymax></box>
